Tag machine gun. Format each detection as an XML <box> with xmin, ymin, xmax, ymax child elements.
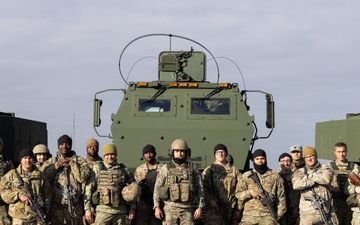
<box><xmin>248</xmin><ymin>171</ymin><xmax>278</xmax><ymax>224</ymax></box>
<box><xmin>62</xmin><ymin>167</ymin><xmax>76</xmax><ymax>225</ymax></box>
<box><xmin>209</xmin><ymin>169</ymin><xmax>233</xmax><ymax>225</ymax></box>
<box><xmin>304</xmin><ymin>187</ymin><xmax>333</xmax><ymax>225</ymax></box>
<box><xmin>14</xmin><ymin>169</ymin><xmax>50</xmax><ymax>225</ymax></box>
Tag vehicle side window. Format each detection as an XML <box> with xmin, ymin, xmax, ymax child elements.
<box><xmin>138</xmin><ymin>99</ymin><xmax>171</xmax><ymax>112</ymax></box>
<box><xmin>191</xmin><ymin>98</ymin><xmax>230</xmax><ymax>115</ymax></box>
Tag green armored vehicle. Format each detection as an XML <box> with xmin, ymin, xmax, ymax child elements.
<box><xmin>315</xmin><ymin>113</ymin><xmax>360</xmax><ymax>162</ymax></box>
<box><xmin>93</xmin><ymin>34</ymin><xmax>275</xmax><ymax>172</ymax></box>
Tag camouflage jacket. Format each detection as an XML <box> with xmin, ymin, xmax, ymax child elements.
<box><xmin>85</xmin><ymin>155</ymin><xmax>103</xmax><ymax>170</ymax></box>
<box><xmin>292</xmin><ymin>162</ymin><xmax>333</xmax><ymax>215</ymax></box>
<box><xmin>42</xmin><ymin>151</ymin><xmax>90</xmax><ymax>205</ymax></box>
<box><xmin>0</xmin><ymin>154</ymin><xmax>14</xmax><ymax>204</ymax></box>
<box><xmin>134</xmin><ymin>160</ymin><xmax>162</xmax><ymax>183</ymax></box>
<box><xmin>84</xmin><ymin>161</ymin><xmax>135</xmax><ymax>214</ymax></box>
<box><xmin>291</xmin><ymin>158</ymin><xmax>305</xmax><ymax>171</ymax></box>
<box><xmin>202</xmin><ymin>162</ymin><xmax>241</xmax><ymax>210</ymax></box>
<box><xmin>0</xmin><ymin>165</ymin><xmax>51</xmax><ymax>220</ymax></box>
<box><xmin>153</xmin><ymin>160</ymin><xmax>204</xmax><ymax>209</ymax></box>
<box><xmin>235</xmin><ymin>168</ymin><xmax>286</xmax><ymax>219</ymax></box>
<box><xmin>346</xmin><ymin>165</ymin><xmax>360</xmax><ymax>212</ymax></box>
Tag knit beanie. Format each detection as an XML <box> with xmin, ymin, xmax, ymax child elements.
<box><xmin>302</xmin><ymin>146</ymin><xmax>317</xmax><ymax>157</ymax></box>
<box><xmin>86</xmin><ymin>138</ymin><xmax>99</xmax><ymax>148</ymax></box>
<box><xmin>0</xmin><ymin>138</ymin><xmax>3</xmax><ymax>148</ymax></box>
<box><xmin>58</xmin><ymin>135</ymin><xmax>72</xmax><ymax>146</ymax></box>
<box><xmin>214</xmin><ymin>143</ymin><xmax>228</xmax><ymax>156</ymax></box>
<box><xmin>102</xmin><ymin>143</ymin><xmax>117</xmax><ymax>157</ymax></box>
<box><xmin>252</xmin><ymin>149</ymin><xmax>266</xmax><ymax>160</ymax></box>
<box><xmin>278</xmin><ymin>153</ymin><xmax>292</xmax><ymax>162</ymax></box>
<box><xmin>19</xmin><ymin>148</ymin><xmax>34</xmax><ymax>161</ymax></box>
<box><xmin>143</xmin><ymin>144</ymin><xmax>156</xmax><ymax>156</ymax></box>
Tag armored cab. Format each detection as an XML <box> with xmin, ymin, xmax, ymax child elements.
<box><xmin>0</xmin><ymin>112</ymin><xmax>47</xmax><ymax>165</ymax></box>
<box><xmin>93</xmin><ymin>34</ymin><xmax>275</xmax><ymax>172</ymax></box>
<box><xmin>315</xmin><ymin>113</ymin><xmax>360</xmax><ymax>162</ymax></box>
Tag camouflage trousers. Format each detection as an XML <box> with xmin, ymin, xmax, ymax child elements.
<box><xmin>299</xmin><ymin>211</ymin><xmax>338</xmax><ymax>225</ymax></box>
<box><xmin>0</xmin><ymin>204</ymin><xmax>11</xmax><ymax>225</ymax></box>
<box><xmin>163</xmin><ymin>204</ymin><xmax>194</xmax><ymax>225</ymax></box>
<box><xmin>135</xmin><ymin>199</ymin><xmax>161</xmax><ymax>225</ymax></box>
<box><xmin>351</xmin><ymin>210</ymin><xmax>360</xmax><ymax>225</ymax></box>
<box><xmin>204</xmin><ymin>208</ymin><xmax>238</xmax><ymax>225</ymax></box>
<box><xmin>11</xmin><ymin>218</ymin><xmax>40</xmax><ymax>225</ymax></box>
<box><xmin>49</xmin><ymin>202</ymin><xmax>84</xmax><ymax>225</ymax></box>
<box><xmin>94</xmin><ymin>211</ymin><xmax>130</xmax><ymax>225</ymax></box>
<box><xmin>239</xmin><ymin>215</ymin><xmax>277</xmax><ymax>225</ymax></box>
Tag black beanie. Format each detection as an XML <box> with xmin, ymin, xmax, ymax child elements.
<box><xmin>278</xmin><ymin>153</ymin><xmax>292</xmax><ymax>162</ymax></box>
<box><xmin>252</xmin><ymin>149</ymin><xmax>266</xmax><ymax>160</ymax></box>
<box><xmin>58</xmin><ymin>135</ymin><xmax>72</xmax><ymax>146</ymax></box>
<box><xmin>214</xmin><ymin>143</ymin><xmax>228</xmax><ymax>155</ymax></box>
<box><xmin>143</xmin><ymin>144</ymin><xmax>156</xmax><ymax>156</ymax></box>
<box><xmin>19</xmin><ymin>148</ymin><xmax>34</xmax><ymax>161</ymax></box>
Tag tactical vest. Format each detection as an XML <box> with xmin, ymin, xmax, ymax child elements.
<box><xmin>166</xmin><ymin>162</ymin><xmax>194</xmax><ymax>203</ymax></box>
<box><xmin>97</xmin><ymin>162</ymin><xmax>126</xmax><ymax>207</ymax></box>
<box><xmin>330</xmin><ymin>161</ymin><xmax>354</xmax><ymax>198</ymax></box>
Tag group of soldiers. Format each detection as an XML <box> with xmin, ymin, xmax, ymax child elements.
<box><xmin>0</xmin><ymin>135</ymin><xmax>359</xmax><ymax>225</ymax></box>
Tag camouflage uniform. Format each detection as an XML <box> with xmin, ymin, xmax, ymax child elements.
<box><xmin>345</xmin><ymin>165</ymin><xmax>360</xmax><ymax>225</ymax></box>
<box><xmin>202</xmin><ymin>163</ymin><xmax>241</xmax><ymax>225</ymax></box>
<box><xmin>134</xmin><ymin>161</ymin><xmax>163</xmax><ymax>225</ymax></box>
<box><xmin>42</xmin><ymin>150</ymin><xmax>90</xmax><ymax>225</ymax></box>
<box><xmin>278</xmin><ymin>170</ymin><xmax>299</xmax><ymax>225</ymax></box>
<box><xmin>291</xmin><ymin>158</ymin><xmax>305</xmax><ymax>171</ymax></box>
<box><xmin>153</xmin><ymin>160</ymin><xmax>205</xmax><ymax>225</ymax></box>
<box><xmin>84</xmin><ymin>161</ymin><xmax>135</xmax><ymax>225</ymax></box>
<box><xmin>0</xmin><ymin>164</ymin><xmax>51</xmax><ymax>224</ymax></box>
<box><xmin>85</xmin><ymin>155</ymin><xmax>103</xmax><ymax>170</ymax></box>
<box><xmin>0</xmin><ymin>154</ymin><xmax>13</xmax><ymax>225</ymax></box>
<box><xmin>329</xmin><ymin>159</ymin><xmax>356</xmax><ymax>225</ymax></box>
<box><xmin>235</xmin><ymin>168</ymin><xmax>286</xmax><ymax>225</ymax></box>
<box><xmin>292</xmin><ymin>162</ymin><xmax>338</xmax><ymax>225</ymax></box>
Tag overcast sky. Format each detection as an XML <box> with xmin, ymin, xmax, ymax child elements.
<box><xmin>1</xmin><ymin>1</ymin><xmax>360</xmax><ymax>168</ymax></box>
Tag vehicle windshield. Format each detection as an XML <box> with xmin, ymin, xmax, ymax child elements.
<box><xmin>138</xmin><ymin>99</ymin><xmax>171</xmax><ymax>112</ymax></box>
<box><xmin>191</xmin><ymin>98</ymin><xmax>230</xmax><ymax>115</ymax></box>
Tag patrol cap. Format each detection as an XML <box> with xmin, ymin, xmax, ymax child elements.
<box><xmin>102</xmin><ymin>143</ymin><xmax>117</xmax><ymax>157</ymax></box>
<box><xmin>290</xmin><ymin>145</ymin><xmax>303</xmax><ymax>152</ymax></box>
<box><xmin>122</xmin><ymin>182</ymin><xmax>141</xmax><ymax>202</ymax></box>
<box><xmin>19</xmin><ymin>148</ymin><xmax>34</xmax><ymax>161</ymax></box>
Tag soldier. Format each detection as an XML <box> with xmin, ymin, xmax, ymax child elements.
<box><xmin>133</xmin><ymin>144</ymin><xmax>162</xmax><ymax>225</ymax></box>
<box><xmin>153</xmin><ymin>139</ymin><xmax>204</xmax><ymax>225</ymax></box>
<box><xmin>202</xmin><ymin>143</ymin><xmax>242</xmax><ymax>225</ymax></box>
<box><xmin>235</xmin><ymin>149</ymin><xmax>286</xmax><ymax>225</ymax></box>
<box><xmin>32</xmin><ymin>144</ymin><xmax>51</xmax><ymax>169</ymax></box>
<box><xmin>290</xmin><ymin>145</ymin><xmax>305</xmax><ymax>171</ymax></box>
<box><xmin>345</xmin><ymin>163</ymin><xmax>360</xmax><ymax>224</ymax></box>
<box><xmin>85</xmin><ymin>138</ymin><xmax>103</xmax><ymax>169</ymax></box>
<box><xmin>84</xmin><ymin>143</ymin><xmax>137</xmax><ymax>225</ymax></box>
<box><xmin>278</xmin><ymin>153</ymin><xmax>299</xmax><ymax>225</ymax></box>
<box><xmin>292</xmin><ymin>146</ymin><xmax>338</xmax><ymax>225</ymax></box>
<box><xmin>0</xmin><ymin>137</ymin><xmax>13</xmax><ymax>225</ymax></box>
<box><xmin>329</xmin><ymin>142</ymin><xmax>357</xmax><ymax>225</ymax></box>
<box><xmin>42</xmin><ymin>134</ymin><xmax>90</xmax><ymax>225</ymax></box>
<box><xmin>0</xmin><ymin>148</ymin><xmax>51</xmax><ymax>224</ymax></box>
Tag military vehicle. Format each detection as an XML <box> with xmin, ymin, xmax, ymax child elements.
<box><xmin>315</xmin><ymin>113</ymin><xmax>360</xmax><ymax>162</ymax></box>
<box><xmin>93</xmin><ymin>34</ymin><xmax>275</xmax><ymax>172</ymax></box>
<box><xmin>0</xmin><ymin>112</ymin><xmax>47</xmax><ymax>165</ymax></box>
